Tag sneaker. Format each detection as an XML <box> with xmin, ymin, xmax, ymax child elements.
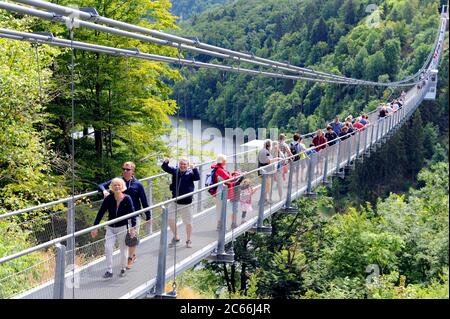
<box><xmin>186</xmin><ymin>240</ymin><xmax>192</xmax><ymax>248</ymax></box>
<box><xmin>231</xmin><ymin>223</ymin><xmax>238</xmax><ymax>229</ymax></box>
<box><xmin>240</xmin><ymin>219</ymin><xmax>247</xmax><ymax>225</ymax></box>
<box><xmin>103</xmin><ymin>271</ymin><xmax>113</xmax><ymax>279</ymax></box>
<box><xmin>168</xmin><ymin>238</ymin><xmax>180</xmax><ymax>248</ymax></box>
<box><xmin>119</xmin><ymin>268</ymin><xmax>126</xmax><ymax>277</ymax></box>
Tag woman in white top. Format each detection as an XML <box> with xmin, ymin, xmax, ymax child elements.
<box><xmin>258</xmin><ymin>139</ymin><xmax>281</xmax><ymax>204</ymax></box>
<box><xmin>269</xmin><ymin>141</ymin><xmax>285</xmax><ymax>202</ymax></box>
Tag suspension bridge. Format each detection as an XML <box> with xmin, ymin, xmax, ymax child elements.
<box><xmin>0</xmin><ymin>0</ymin><xmax>448</xmax><ymax>299</ymax></box>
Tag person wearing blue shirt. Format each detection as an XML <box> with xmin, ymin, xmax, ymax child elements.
<box><xmin>162</xmin><ymin>158</ymin><xmax>200</xmax><ymax>248</ymax></box>
<box><xmin>329</xmin><ymin>117</ymin><xmax>343</xmax><ymax>135</ymax></box>
<box><xmin>98</xmin><ymin>161</ymin><xmax>149</xmax><ymax>269</ymax></box>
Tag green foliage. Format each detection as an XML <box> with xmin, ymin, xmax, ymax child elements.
<box><xmin>171</xmin><ymin>0</ymin><xmax>228</xmax><ymax>21</ymax></box>
<box><xmin>0</xmin><ymin>0</ymin><xmax>182</xmax><ymax>298</ymax></box>
<box><xmin>174</xmin><ymin>0</ymin><xmax>443</xmax><ymax>135</ymax></box>
<box><xmin>321</xmin><ymin>208</ymin><xmax>404</xmax><ymax>278</ymax></box>
<box><xmin>30</xmin><ymin>0</ymin><xmax>182</xmax><ymax>188</ymax></box>
<box><xmin>0</xmin><ymin>14</ymin><xmax>68</xmax><ymax>211</ymax></box>
<box><xmin>367</xmin><ymin>269</ymin><xmax>449</xmax><ymax>299</ymax></box>
<box><xmin>0</xmin><ymin>219</ymin><xmax>49</xmax><ymax>298</ymax></box>
<box><xmin>178</xmin><ymin>162</ymin><xmax>447</xmax><ymax>299</ymax></box>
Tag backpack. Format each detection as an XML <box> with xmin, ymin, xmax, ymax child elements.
<box><xmin>205</xmin><ymin>168</ymin><xmax>218</xmax><ymax>195</ymax></box>
<box><xmin>289</xmin><ymin>141</ymin><xmax>300</xmax><ymax>161</ymax></box>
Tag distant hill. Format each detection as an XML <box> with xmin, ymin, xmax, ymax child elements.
<box><xmin>171</xmin><ymin>0</ymin><xmax>229</xmax><ymax>21</ymax></box>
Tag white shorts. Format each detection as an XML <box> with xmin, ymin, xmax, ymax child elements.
<box><xmin>168</xmin><ymin>202</ymin><xmax>193</xmax><ymax>225</ymax></box>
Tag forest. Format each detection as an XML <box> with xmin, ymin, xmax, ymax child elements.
<box><xmin>0</xmin><ymin>0</ymin><xmax>448</xmax><ymax>299</ymax></box>
<box><xmin>171</xmin><ymin>0</ymin><xmax>227</xmax><ymax>21</ymax></box>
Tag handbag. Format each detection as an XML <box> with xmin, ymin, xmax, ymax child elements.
<box><xmin>125</xmin><ymin>224</ymin><xmax>140</xmax><ymax>247</ymax></box>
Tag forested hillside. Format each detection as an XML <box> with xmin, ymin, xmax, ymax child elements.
<box><xmin>0</xmin><ymin>0</ymin><xmax>448</xmax><ymax>300</ymax></box>
<box><xmin>0</xmin><ymin>0</ymin><xmax>180</xmax><ymax>213</ymax></box>
<box><xmin>177</xmin><ymin>0</ymin><xmax>439</xmax><ymax>132</ymax></box>
<box><xmin>174</xmin><ymin>0</ymin><xmax>449</xmax><ymax>197</ymax></box>
<box><xmin>173</xmin><ymin>162</ymin><xmax>448</xmax><ymax>299</ymax></box>
<box><xmin>166</xmin><ymin>0</ymin><xmax>449</xmax><ymax>299</ymax></box>
<box><xmin>175</xmin><ymin>0</ymin><xmax>445</xmax><ymax>131</ymax></box>
<box><xmin>171</xmin><ymin>0</ymin><xmax>228</xmax><ymax>20</ymax></box>
<box><xmin>0</xmin><ymin>1</ymin><xmax>180</xmax><ymax>296</ymax></box>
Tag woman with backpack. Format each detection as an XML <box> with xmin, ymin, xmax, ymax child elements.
<box><xmin>289</xmin><ymin>133</ymin><xmax>307</xmax><ymax>186</ymax></box>
<box><xmin>209</xmin><ymin>154</ymin><xmax>237</xmax><ymax>230</ymax></box>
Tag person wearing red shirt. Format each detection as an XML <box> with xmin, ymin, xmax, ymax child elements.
<box><xmin>210</xmin><ymin>154</ymin><xmax>236</xmax><ymax>230</ymax></box>
<box><xmin>312</xmin><ymin>129</ymin><xmax>327</xmax><ymax>151</ymax></box>
<box><xmin>353</xmin><ymin>120</ymin><xmax>365</xmax><ymax>131</ymax></box>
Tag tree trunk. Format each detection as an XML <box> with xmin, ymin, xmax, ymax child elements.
<box><xmin>94</xmin><ymin>52</ymin><xmax>102</xmax><ymax>159</ymax></box>
<box><xmin>223</xmin><ymin>264</ymin><xmax>232</xmax><ymax>294</ymax></box>
<box><xmin>94</xmin><ymin>128</ymin><xmax>103</xmax><ymax>159</ymax></box>
<box><xmin>108</xmin><ymin>126</ymin><xmax>113</xmax><ymax>158</ymax></box>
<box><xmin>230</xmin><ymin>263</ymin><xmax>236</xmax><ymax>294</ymax></box>
<box><xmin>269</xmin><ymin>213</ymin><xmax>277</xmax><ymax>253</ymax></box>
<box><xmin>240</xmin><ymin>262</ymin><xmax>247</xmax><ymax>295</ymax></box>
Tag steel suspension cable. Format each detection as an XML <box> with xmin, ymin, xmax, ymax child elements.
<box><xmin>33</xmin><ymin>43</ymin><xmax>55</xmax><ymax>239</ymax></box>
<box><xmin>69</xmin><ymin>17</ymin><xmax>76</xmax><ymax>300</ymax></box>
<box><xmin>170</xmin><ymin>46</ymin><xmax>185</xmax><ymax>297</ymax></box>
<box><xmin>0</xmin><ymin>27</ymin><xmax>364</xmax><ymax>86</ymax></box>
<box><xmin>3</xmin><ymin>0</ymin><xmax>438</xmax><ymax>86</ymax></box>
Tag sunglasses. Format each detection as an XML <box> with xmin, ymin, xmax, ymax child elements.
<box><xmin>122</xmin><ymin>168</ymin><xmax>132</xmax><ymax>172</ymax></box>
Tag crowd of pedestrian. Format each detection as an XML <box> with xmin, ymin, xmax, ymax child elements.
<box><xmin>91</xmin><ymin>92</ymin><xmax>406</xmax><ymax>279</ymax></box>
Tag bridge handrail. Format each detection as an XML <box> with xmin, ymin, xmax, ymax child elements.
<box><xmin>5</xmin><ymin>2</ymin><xmax>447</xmax><ymax>219</ymax></box>
<box><xmin>0</xmin><ymin>102</ymin><xmax>388</xmax><ymax>220</ymax></box>
<box><xmin>0</xmin><ymin>108</ymin><xmax>405</xmax><ymax>265</ymax></box>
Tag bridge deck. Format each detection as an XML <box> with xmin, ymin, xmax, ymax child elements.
<box><xmin>13</xmin><ymin>86</ymin><xmax>423</xmax><ymax>299</ymax></box>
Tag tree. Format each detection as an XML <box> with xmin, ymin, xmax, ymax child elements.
<box><xmin>365</xmin><ymin>51</ymin><xmax>386</xmax><ymax>81</ymax></box>
<box><xmin>46</xmin><ymin>0</ymin><xmax>180</xmax><ymax>185</ymax></box>
<box><xmin>310</xmin><ymin>17</ymin><xmax>328</xmax><ymax>45</ymax></box>
<box><xmin>383</xmin><ymin>39</ymin><xmax>401</xmax><ymax>80</ymax></box>
<box><xmin>403</xmin><ymin>111</ymin><xmax>425</xmax><ymax>179</ymax></box>
<box><xmin>343</xmin><ymin>0</ymin><xmax>356</xmax><ymax>25</ymax></box>
<box><xmin>0</xmin><ymin>14</ymin><xmax>67</xmax><ymax>210</ymax></box>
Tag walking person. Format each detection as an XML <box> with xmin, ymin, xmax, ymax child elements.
<box><xmin>258</xmin><ymin>140</ymin><xmax>282</xmax><ymax>204</ymax></box>
<box><xmin>161</xmin><ymin>158</ymin><xmax>200</xmax><ymax>248</ymax></box>
<box><xmin>239</xmin><ymin>177</ymin><xmax>256</xmax><ymax>224</ymax></box>
<box><xmin>325</xmin><ymin>125</ymin><xmax>338</xmax><ymax>146</ymax></box>
<box><xmin>329</xmin><ymin>117</ymin><xmax>343</xmax><ymax>136</ymax></box>
<box><xmin>312</xmin><ymin>129</ymin><xmax>327</xmax><ymax>151</ymax></box>
<box><xmin>289</xmin><ymin>133</ymin><xmax>307</xmax><ymax>186</ymax></box>
<box><xmin>278</xmin><ymin>133</ymin><xmax>293</xmax><ymax>180</ymax></box>
<box><xmin>210</xmin><ymin>154</ymin><xmax>237</xmax><ymax>230</ymax></box>
<box><xmin>269</xmin><ymin>141</ymin><xmax>285</xmax><ymax>202</ymax></box>
<box><xmin>359</xmin><ymin>114</ymin><xmax>369</xmax><ymax>126</ymax></box>
<box><xmin>98</xmin><ymin>161</ymin><xmax>150</xmax><ymax>269</ymax></box>
<box><xmin>91</xmin><ymin>178</ymin><xmax>137</xmax><ymax>278</ymax></box>
<box><xmin>230</xmin><ymin>171</ymin><xmax>244</xmax><ymax>229</ymax></box>
<box><xmin>339</xmin><ymin>126</ymin><xmax>351</xmax><ymax>141</ymax></box>
<box><xmin>379</xmin><ymin>105</ymin><xmax>387</xmax><ymax>118</ymax></box>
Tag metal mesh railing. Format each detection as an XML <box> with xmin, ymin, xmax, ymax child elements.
<box><xmin>0</xmin><ymin>78</ymin><xmax>434</xmax><ymax>299</ymax></box>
